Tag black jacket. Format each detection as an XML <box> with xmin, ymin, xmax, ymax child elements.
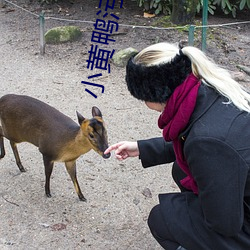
<box><xmin>138</xmin><ymin>84</ymin><xmax>250</xmax><ymax>249</ymax></box>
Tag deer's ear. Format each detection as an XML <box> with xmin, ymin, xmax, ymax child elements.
<box><xmin>76</xmin><ymin>111</ymin><xmax>85</xmax><ymax>125</ymax></box>
<box><xmin>92</xmin><ymin>106</ymin><xmax>102</xmax><ymax>118</ymax></box>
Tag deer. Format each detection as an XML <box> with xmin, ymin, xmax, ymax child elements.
<box><xmin>0</xmin><ymin>94</ymin><xmax>111</xmax><ymax>201</ymax></box>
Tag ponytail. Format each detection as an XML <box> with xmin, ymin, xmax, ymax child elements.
<box><xmin>182</xmin><ymin>46</ymin><xmax>250</xmax><ymax>112</ymax></box>
<box><xmin>133</xmin><ymin>42</ymin><xmax>250</xmax><ymax>112</ymax></box>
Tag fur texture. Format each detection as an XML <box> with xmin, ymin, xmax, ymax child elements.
<box><xmin>125</xmin><ymin>53</ymin><xmax>192</xmax><ymax>103</ymax></box>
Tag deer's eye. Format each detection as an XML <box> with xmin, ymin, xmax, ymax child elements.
<box><xmin>89</xmin><ymin>133</ymin><xmax>94</xmax><ymax>139</ymax></box>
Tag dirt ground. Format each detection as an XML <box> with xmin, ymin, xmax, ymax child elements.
<box><xmin>0</xmin><ymin>1</ymin><xmax>249</xmax><ymax>249</ymax></box>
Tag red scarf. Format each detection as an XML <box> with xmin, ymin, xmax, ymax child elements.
<box><xmin>158</xmin><ymin>73</ymin><xmax>201</xmax><ymax>194</ymax></box>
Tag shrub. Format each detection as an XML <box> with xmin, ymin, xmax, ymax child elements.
<box><xmin>135</xmin><ymin>0</ymin><xmax>172</xmax><ymax>15</ymax></box>
<box><xmin>135</xmin><ymin>0</ymin><xmax>250</xmax><ymax>18</ymax></box>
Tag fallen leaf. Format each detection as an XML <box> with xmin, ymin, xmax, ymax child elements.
<box><xmin>142</xmin><ymin>188</ymin><xmax>152</xmax><ymax>198</ymax></box>
<box><xmin>51</xmin><ymin>223</ymin><xmax>67</xmax><ymax>231</ymax></box>
<box><xmin>39</xmin><ymin>223</ymin><xmax>50</xmax><ymax>228</ymax></box>
<box><xmin>143</xmin><ymin>12</ymin><xmax>155</xmax><ymax>18</ymax></box>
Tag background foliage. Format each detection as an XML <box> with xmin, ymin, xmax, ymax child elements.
<box><xmin>135</xmin><ymin>0</ymin><xmax>172</xmax><ymax>15</ymax></box>
<box><xmin>38</xmin><ymin>0</ymin><xmax>250</xmax><ymax>18</ymax></box>
<box><xmin>135</xmin><ymin>0</ymin><xmax>250</xmax><ymax>17</ymax></box>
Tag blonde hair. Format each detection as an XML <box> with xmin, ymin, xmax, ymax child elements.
<box><xmin>134</xmin><ymin>42</ymin><xmax>250</xmax><ymax>113</ymax></box>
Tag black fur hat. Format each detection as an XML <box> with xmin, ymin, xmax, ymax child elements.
<box><xmin>125</xmin><ymin>52</ymin><xmax>192</xmax><ymax>103</ymax></box>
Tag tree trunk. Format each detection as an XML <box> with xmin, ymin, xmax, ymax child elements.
<box><xmin>171</xmin><ymin>0</ymin><xmax>198</xmax><ymax>25</ymax></box>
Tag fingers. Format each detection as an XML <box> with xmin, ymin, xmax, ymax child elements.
<box><xmin>104</xmin><ymin>141</ymin><xmax>126</xmax><ymax>155</ymax></box>
<box><xmin>115</xmin><ymin>149</ymin><xmax>129</xmax><ymax>160</ymax></box>
<box><xmin>115</xmin><ymin>154</ymin><xmax>127</xmax><ymax>160</ymax></box>
<box><xmin>104</xmin><ymin>141</ymin><xmax>130</xmax><ymax>160</ymax></box>
<box><xmin>104</xmin><ymin>141</ymin><xmax>138</xmax><ymax>160</ymax></box>
<box><xmin>115</xmin><ymin>143</ymin><xmax>128</xmax><ymax>155</ymax></box>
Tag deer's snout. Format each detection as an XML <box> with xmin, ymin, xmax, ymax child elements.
<box><xmin>102</xmin><ymin>152</ymin><xmax>111</xmax><ymax>159</ymax></box>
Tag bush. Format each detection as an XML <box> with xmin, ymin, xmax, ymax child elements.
<box><xmin>135</xmin><ymin>0</ymin><xmax>172</xmax><ymax>15</ymax></box>
<box><xmin>212</xmin><ymin>0</ymin><xmax>250</xmax><ymax>17</ymax></box>
<box><xmin>135</xmin><ymin>0</ymin><xmax>250</xmax><ymax>18</ymax></box>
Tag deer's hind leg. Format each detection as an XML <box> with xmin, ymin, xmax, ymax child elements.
<box><xmin>10</xmin><ymin>141</ymin><xmax>26</xmax><ymax>172</ymax></box>
<box><xmin>65</xmin><ymin>161</ymin><xmax>86</xmax><ymax>202</ymax></box>
<box><xmin>0</xmin><ymin>126</ymin><xmax>5</xmax><ymax>159</ymax></box>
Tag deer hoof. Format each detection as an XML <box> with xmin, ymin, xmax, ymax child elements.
<box><xmin>46</xmin><ymin>193</ymin><xmax>52</xmax><ymax>198</ymax></box>
<box><xmin>79</xmin><ymin>196</ymin><xmax>87</xmax><ymax>202</ymax></box>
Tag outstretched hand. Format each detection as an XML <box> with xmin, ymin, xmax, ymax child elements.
<box><xmin>104</xmin><ymin>141</ymin><xmax>139</xmax><ymax>160</ymax></box>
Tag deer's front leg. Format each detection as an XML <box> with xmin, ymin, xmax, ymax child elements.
<box><xmin>65</xmin><ymin>160</ymin><xmax>86</xmax><ymax>202</ymax></box>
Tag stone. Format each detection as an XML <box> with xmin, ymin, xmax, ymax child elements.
<box><xmin>142</xmin><ymin>187</ymin><xmax>152</xmax><ymax>198</ymax></box>
<box><xmin>45</xmin><ymin>26</ymin><xmax>82</xmax><ymax>44</ymax></box>
<box><xmin>112</xmin><ymin>47</ymin><xmax>138</xmax><ymax>67</ymax></box>
<box><xmin>237</xmin><ymin>65</ymin><xmax>250</xmax><ymax>76</ymax></box>
<box><xmin>0</xmin><ymin>0</ymin><xmax>6</xmax><ymax>8</ymax></box>
<box><xmin>231</xmin><ymin>71</ymin><xmax>247</xmax><ymax>82</ymax></box>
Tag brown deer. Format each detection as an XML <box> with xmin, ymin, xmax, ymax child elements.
<box><xmin>0</xmin><ymin>94</ymin><xmax>110</xmax><ymax>201</ymax></box>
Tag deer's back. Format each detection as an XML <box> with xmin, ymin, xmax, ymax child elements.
<box><xmin>0</xmin><ymin>94</ymin><xmax>79</xmax><ymax>148</ymax></box>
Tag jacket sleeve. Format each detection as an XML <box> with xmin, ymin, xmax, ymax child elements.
<box><xmin>137</xmin><ymin>137</ymin><xmax>176</xmax><ymax>168</ymax></box>
<box><xmin>185</xmin><ymin>136</ymin><xmax>249</xmax><ymax>237</ymax></box>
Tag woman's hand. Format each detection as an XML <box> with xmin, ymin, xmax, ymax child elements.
<box><xmin>104</xmin><ymin>141</ymin><xmax>139</xmax><ymax>160</ymax></box>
